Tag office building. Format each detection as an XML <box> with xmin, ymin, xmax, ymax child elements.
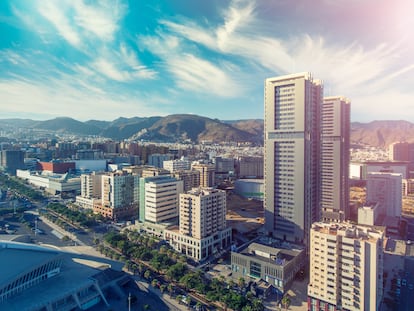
<box><xmin>231</xmin><ymin>242</ymin><xmax>305</xmax><ymax>294</ymax></box>
<box><xmin>264</xmin><ymin>72</ymin><xmax>322</xmax><ymax>245</ymax></box>
<box><xmin>307</xmin><ymin>222</ymin><xmax>384</xmax><ymax>311</ymax></box>
<box><xmin>389</xmin><ymin>142</ymin><xmax>414</xmax><ymax>178</ymax></box>
<box><xmin>164</xmin><ymin>188</ymin><xmax>231</xmax><ymax>261</ymax></box>
<box><xmin>163</xmin><ymin>158</ymin><xmax>191</xmax><ymax>172</ymax></box>
<box><xmin>366</xmin><ymin>172</ymin><xmax>402</xmax><ymax>218</ymax></box>
<box><xmin>139</xmin><ymin>175</ymin><xmax>183</xmax><ymax>224</ymax></box>
<box><xmin>171</xmin><ymin>170</ymin><xmax>200</xmax><ymax>192</ymax></box>
<box><xmin>148</xmin><ymin>153</ymin><xmax>174</xmax><ymax>168</ymax></box>
<box><xmin>320</xmin><ymin>96</ymin><xmax>351</xmax><ymax>222</ymax></box>
<box><xmin>192</xmin><ymin>163</ymin><xmax>215</xmax><ymax>188</ymax></box>
<box><xmin>95</xmin><ymin>171</ymin><xmax>139</xmax><ymax>219</ymax></box>
<box><xmin>0</xmin><ymin>150</ymin><xmax>25</xmax><ymax>175</ymax></box>
<box><xmin>236</xmin><ymin>156</ymin><xmax>264</xmax><ymax>179</ymax></box>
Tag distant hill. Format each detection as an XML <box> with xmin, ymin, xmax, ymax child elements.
<box><xmin>0</xmin><ymin>115</ymin><xmax>263</xmax><ymax>144</ymax></box>
<box><xmin>33</xmin><ymin>117</ymin><xmax>101</xmax><ymax>135</ymax></box>
<box><xmin>2</xmin><ymin>116</ymin><xmax>414</xmax><ymax>147</ymax></box>
<box><xmin>351</xmin><ymin>120</ymin><xmax>414</xmax><ymax>148</ymax></box>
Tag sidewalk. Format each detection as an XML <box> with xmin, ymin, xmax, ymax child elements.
<box><xmin>40</xmin><ymin>215</ymin><xmax>86</xmax><ymax>246</ymax></box>
<box><xmin>132</xmin><ymin>276</ymin><xmax>184</xmax><ymax>311</ymax></box>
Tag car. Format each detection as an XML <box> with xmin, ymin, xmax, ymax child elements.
<box><xmin>402</xmin><ymin>279</ymin><xmax>407</xmax><ymax>286</ymax></box>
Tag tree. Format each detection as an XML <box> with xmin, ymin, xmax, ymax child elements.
<box><xmin>144</xmin><ymin>270</ymin><xmax>151</xmax><ymax>280</ymax></box>
<box><xmin>238</xmin><ymin>277</ymin><xmax>246</xmax><ymax>289</ymax></box>
<box><xmin>281</xmin><ymin>295</ymin><xmax>291</xmax><ymax>311</ymax></box>
<box><xmin>167</xmin><ymin>283</ymin><xmax>174</xmax><ymax>297</ymax></box>
<box><xmin>159</xmin><ymin>284</ymin><xmax>166</xmax><ymax>294</ymax></box>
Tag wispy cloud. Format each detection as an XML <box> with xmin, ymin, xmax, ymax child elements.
<box><xmin>139</xmin><ymin>33</ymin><xmax>242</xmax><ymax>97</ymax></box>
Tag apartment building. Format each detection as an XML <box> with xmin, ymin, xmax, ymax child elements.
<box><xmin>307</xmin><ymin>222</ymin><xmax>384</xmax><ymax>311</ymax></box>
<box><xmin>164</xmin><ymin>188</ymin><xmax>231</xmax><ymax>261</ymax></box>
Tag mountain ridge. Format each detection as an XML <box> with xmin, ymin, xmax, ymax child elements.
<box><xmin>1</xmin><ymin>116</ymin><xmax>414</xmax><ymax>147</ymax></box>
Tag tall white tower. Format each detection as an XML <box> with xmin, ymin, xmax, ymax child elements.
<box><xmin>264</xmin><ymin>72</ymin><xmax>322</xmax><ymax>245</ymax></box>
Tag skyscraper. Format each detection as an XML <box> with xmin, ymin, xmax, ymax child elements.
<box><xmin>320</xmin><ymin>96</ymin><xmax>351</xmax><ymax>222</ymax></box>
<box><xmin>264</xmin><ymin>72</ymin><xmax>322</xmax><ymax>245</ymax></box>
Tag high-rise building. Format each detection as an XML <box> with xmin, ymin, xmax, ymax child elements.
<box><xmin>80</xmin><ymin>172</ymin><xmax>104</xmax><ymax>199</ymax></box>
<box><xmin>307</xmin><ymin>222</ymin><xmax>384</xmax><ymax>311</ymax></box>
<box><xmin>388</xmin><ymin>141</ymin><xmax>414</xmax><ymax>178</ymax></box>
<box><xmin>192</xmin><ymin>163</ymin><xmax>215</xmax><ymax>188</ymax></box>
<box><xmin>320</xmin><ymin>96</ymin><xmax>351</xmax><ymax>222</ymax></box>
<box><xmin>171</xmin><ymin>170</ymin><xmax>200</xmax><ymax>192</ymax></box>
<box><xmin>366</xmin><ymin>172</ymin><xmax>402</xmax><ymax>218</ymax></box>
<box><xmin>264</xmin><ymin>72</ymin><xmax>322</xmax><ymax>245</ymax></box>
<box><xmin>0</xmin><ymin>150</ymin><xmax>25</xmax><ymax>175</ymax></box>
<box><xmin>139</xmin><ymin>175</ymin><xmax>183</xmax><ymax>224</ymax></box>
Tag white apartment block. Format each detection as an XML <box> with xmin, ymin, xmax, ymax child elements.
<box><xmin>163</xmin><ymin>158</ymin><xmax>191</xmax><ymax>173</ymax></box>
<box><xmin>164</xmin><ymin>188</ymin><xmax>231</xmax><ymax>261</ymax></box>
<box><xmin>179</xmin><ymin>188</ymin><xmax>227</xmax><ymax>239</ymax></box>
<box><xmin>264</xmin><ymin>72</ymin><xmax>322</xmax><ymax>245</ymax></box>
<box><xmin>366</xmin><ymin>172</ymin><xmax>402</xmax><ymax>218</ymax></box>
<box><xmin>141</xmin><ymin>176</ymin><xmax>183</xmax><ymax>224</ymax></box>
<box><xmin>307</xmin><ymin>222</ymin><xmax>384</xmax><ymax>311</ymax></box>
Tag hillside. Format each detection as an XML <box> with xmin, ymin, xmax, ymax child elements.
<box><xmin>351</xmin><ymin>120</ymin><xmax>414</xmax><ymax>147</ymax></box>
<box><xmin>2</xmin><ymin>116</ymin><xmax>414</xmax><ymax>147</ymax></box>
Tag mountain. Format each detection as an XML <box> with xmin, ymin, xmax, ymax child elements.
<box><xmin>0</xmin><ymin>115</ymin><xmax>263</xmax><ymax>144</ymax></box>
<box><xmin>351</xmin><ymin>120</ymin><xmax>414</xmax><ymax>147</ymax></box>
<box><xmin>2</xmin><ymin>115</ymin><xmax>413</xmax><ymax>147</ymax></box>
<box><xmin>33</xmin><ymin>117</ymin><xmax>101</xmax><ymax>135</ymax></box>
<box><xmin>130</xmin><ymin>114</ymin><xmax>259</xmax><ymax>143</ymax></box>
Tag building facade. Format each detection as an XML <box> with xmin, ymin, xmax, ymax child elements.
<box><xmin>320</xmin><ymin>96</ymin><xmax>351</xmax><ymax>222</ymax></box>
<box><xmin>307</xmin><ymin>222</ymin><xmax>384</xmax><ymax>311</ymax></box>
<box><xmin>192</xmin><ymin>163</ymin><xmax>216</xmax><ymax>188</ymax></box>
<box><xmin>231</xmin><ymin>242</ymin><xmax>305</xmax><ymax>294</ymax></box>
<box><xmin>264</xmin><ymin>72</ymin><xmax>322</xmax><ymax>245</ymax></box>
<box><xmin>97</xmin><ymin>171</ymin><xmax>139</xmax><ymax>219</ymax></box>
<box><xmin>139</xmin><ymin>175</ymin><xmax>183</xmax><ymax>224</ymax></box>
<box><xmin>164</xmin><ymin>188</ymin><xmax>231</xmax><ymax>261</ymax></box>
<box><xmin>366</xmin><ymin>172</ymin><xmax>402</xmax><ymax>218</ymax></box>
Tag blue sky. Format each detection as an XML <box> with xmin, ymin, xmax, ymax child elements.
<box><xmin>1</xmin><ymin>0</ymin><xmax>413</xmax><ymax>122</ymax></box>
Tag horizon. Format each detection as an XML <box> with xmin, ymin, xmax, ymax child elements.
<box><xmin>1</xmin><ymin>0</ymin><xmax>414</xmax><ymax>122</ymax></box>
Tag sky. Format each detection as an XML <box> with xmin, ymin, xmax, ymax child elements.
<box><xmin>0</xmin><ymin>0</ymin><xmax>414</xmax><ymax>122</ymax></box>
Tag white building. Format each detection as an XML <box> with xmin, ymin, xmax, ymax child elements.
<box><xmin>307</xmin><ymin>222</ymin><xmax>384</xmax><ymax>311</ymax></box>
<box><xmin>163</xmin><ymin>158</ymin><xmax>191</xmax><ymax>173</ymax></box>
<box><xmin>139</xmin><ymin>175</ymin><xmax>183</xmax><ymax>224</ymax></box>
<box><xmin>164</xmin><ymin>188</ymin><xmax>231</xmax><ymax>261</ymax></box>
<box><xmin>366</xmin><ymin>172</ymin><xmax>402</xmax><ymax>218</ymax></box>
<box><xmin>264</xmin><ymin>72</ymin><xmax>322</xmax><ymax>245</ymax></box>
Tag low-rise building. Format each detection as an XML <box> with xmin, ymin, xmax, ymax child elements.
<box><xmin>231</xmin><ymin>241</ymin><xmax>305</xmax><ymax>294</ymax></box>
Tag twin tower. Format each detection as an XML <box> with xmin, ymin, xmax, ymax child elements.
<box><xmin>264</xmin><ymin>72</ymin><xmax>350</xmax><ymax>247</ymax></box>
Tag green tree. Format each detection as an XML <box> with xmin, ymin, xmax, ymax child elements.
<box><xmin>144</xmin><ymin>270</ymin><xmax>151</xmax><ymax>280</ymax></box>
<box><xmin>281</xmin><ymin>295</ymin><xmax>291</xmax><ymax>311</ymax></box>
